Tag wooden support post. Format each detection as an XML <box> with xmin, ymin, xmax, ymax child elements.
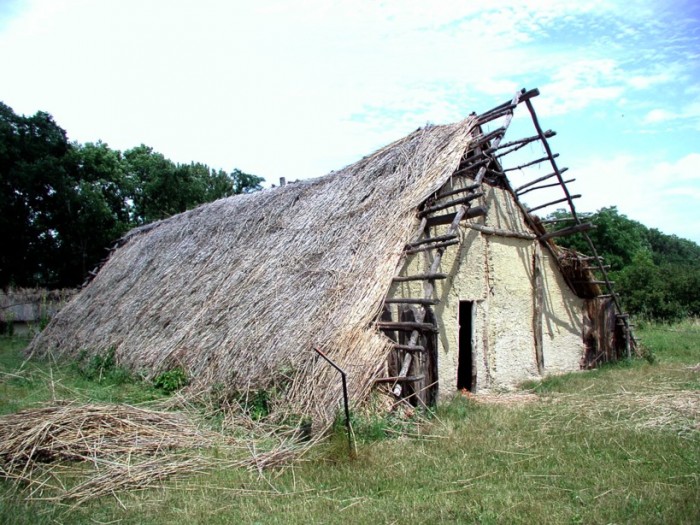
<box><xmin>533</xmin><ymin>244</ymin><xmax>545</xmax><ymax>374</ymax></box>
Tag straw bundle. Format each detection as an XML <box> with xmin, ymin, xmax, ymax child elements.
<box><xmin>28</xmin><ymin>118</ymin><xmax>478</xmax><ymax>424</ymax></box>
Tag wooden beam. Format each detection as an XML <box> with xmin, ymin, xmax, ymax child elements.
<box><xmin>384</xmin><ymin>298</ymin><xmax>439</xmax><ymax>305</ymax></box>
<box><xmin>517</xmin><ymin>177</ymin><xmax>575</xmax><ymax>197</ymax></box>
<box><xmin>406</xmin><ymin>233</ymin><xmax>458</xmax><ymax>248</ymax></box>
<box><xmin>503</xmin><ymin>154</ymin><xmax>559</xmax><ymax>173</ymax></box>
<box><xmin>377</xmin><ymin>321</ymin><xmax>438</xmax><ymax>332</ymax></box>
<box><xmin>533</xmin><ymin>243</ymin><xmax>545</xmax><ymax>374</ymax></box>
<box><xmin>405</xmin><ymin>239</ymin><xmax>460</xmax><ymax>254</ymax></box>
<box><xmin>539</xmin><ymin>222</ymin><xmax>595</xmax><ymax>241</ymax></box>
<box><xmin>514</xmin><ymin>168</ymin><xmax>569</xmax><ymax>193</ymax></box>
<box><xmin>527</xmin><ymin>194</ymin><xmax>581</xmax><ymax>214</ymax></box>
<box><xmin>432</xmin><ymin>182</ymin><xmax>481</xmax><ymax>200</ymax></box>
<box><xmin>419</xmin><ymin>191</ymin><xmax>484</xmax><ymax>216</ymax></box>
<box><xmin>392</xmin><ymin>273</ymin><xmax>448</xmax><ymax>282</ymax></box>
<box><xmin>425</xmin><ymin>205</ymin><xmax>487</xmax><ymax>227</ymax></box>
<box><xmin>391</xmin><ymin>344</ymin><xmax>426</xmax><ymax>352</ymax></box>
<box><xmin>374</xmin><ymin>375</ymin><xmax>425</xmax><ymax>384</ymax></box>
<box><xmin>466</xmin><ymin>223</ymin><xmax>537</xmax><ymax>240</ymax></box>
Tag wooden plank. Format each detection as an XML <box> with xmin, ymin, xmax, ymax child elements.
<box><xmin>377</xmin><ymin>321</ymin><xmax>438</xmax><ymax>332</ymax></box>
<box><xmin>539</xmin><ymin>222</ymin><xmax>595</xmax><ymax>241</ymax></box>
<box><xmin>527</xmin><ymin>194</ymin><xmax>581</xmax><ymax>214</ymax></box>
<box><xmin>384</xmin><ymin>298</ymin><xmax>439</xmax><ymax>305</ymax></box>
<box><xmin>405</xmin><ymin>239</ymin><xmax>459</xmax><ymax>254</ymax></box>
<box><xmin>392</xmin><ymin>273</ymin><xmax>448</xmax><ymax>282</ymax></box>
<box><xmin>574</xmin><ymin>280</ymin><xmax>615</xmax><ymax>285</ymax></box>
<box><xmin>407</xmin><ymin>233</ymin><xmax>458</xmax><ymax>248</ymax></box>
<box><xmin>419</xmin><ymin>191</ymin><xmax>484</xmax><ymax>216</ymax></box>
<box><xmin>425</xmin><ymin>205</ymin><xmax>487</xmax><ymax>227</ymax></box>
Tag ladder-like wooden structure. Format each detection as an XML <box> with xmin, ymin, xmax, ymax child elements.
<box><xmin>375</xmin><ymin>88</ymin><xmax>636</xmax><ymax>405</ymax></box>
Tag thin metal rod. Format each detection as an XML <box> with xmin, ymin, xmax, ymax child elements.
<box><xmin>313</xmin><ymin>347</ymin><xmax>354</xmax><ymax>457</ymax></box>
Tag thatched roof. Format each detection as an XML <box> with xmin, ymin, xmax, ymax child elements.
<box><xmin>28</xmin><ymin>117</ymin><xmax>477</xmax><ymax>423</ymax></box>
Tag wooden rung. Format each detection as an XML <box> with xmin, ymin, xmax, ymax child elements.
<box><xmin>539</xmin><ymin>222</ymin><xmax>594</xmax><ymax>241</ymax></box>
<box><xmin>574</xmin><ymin>280</ymin><xmax>615</xmax><ymax>285</ymax></box>
<box><xmin>392</xmin><ymin>273</ymin><xmax>448</xmax><ymax>282</ymax></box>
<box><xmin>425</xmin><ymin>205</ymin><xmax>487</xmax><ymax>227</ymax></box>
<box><xmin>419</xmin><ymin>191</ymin><xmax>484</xmax><ymax>216</ymax></box>
<box><xmin>540</xmin><ymin>217</ymin><xmax>575</xmax><ymax>224</ymax></box>
<box><xmin>374</xmin><ymin>375</ymin><xmax>425</xmax><ymax>384</ymax></box>
<box><xmin>433</xmin><ymin>183</ymin><xmax>481</xmax><ymax>200</ymax></box>
<box><xmin>384</xmin><ymin>298</ymin><xmax>438</xmax><ymax>305</ymax></box>
<box><xmin>504</xmin><ymin>153</ymin><xmax>559</xmax><ymax>172</ymax></box>
<box><xmin>453</xmin><ymin>157</ymin><xmax>490</xmax><ymax>176</ymax></box>
<box><xmin>514</xmin><ymin>168</ymin><xmax>569</xmax><ymax>192</ymax></box>
<box><xmin>596</xmin><ymin>294</ymin><xmax>618</xmax><ymax>299</ymax></box>
<box><xmin>407</xmin><ymin>233</ymin><xmax>458</xmax><ymax>248</ymax></box>
<box><xmin>471</xmin><ymin>127</ymin><xmax>506</xmax><ymax>149</ymax></box>
<box><xmin>475</xmin><ymin>88</ymin><xmax>539</xmax><ymax>124</ymax></box>
<box><xmin>487</xmin><ymin>130</ymin><xmax>556</xmax><ymax>157</ymax></box>
<box><xmin>405</xmin><ymin>239</ymin><xmax>459</xmax><ymax>254</ymax></box>
<box><xmin>477</xmin><ymin>106</ymin><xmax>515</xmax><ymax>125</ymax></box>
<box><xmin>581</xmin><ymin>265</ymin><xmax>611</xmax><ymax>271</ymax></box>
<box><xmin>517</xmin><ymin>177</ymin><xmax>575</xmax><ymax>197</ymax></box>
<box><xmin>527</xmin><ymin>194</ymin><xmax>581</xmax><ymax>213</ymax></box>
<box><xmin>376</xmin><ymin>321</ymin><xmax>438</xmax><ymax>332</ymax></box>
<box><xmin>392</xmin><ymin>344</ymin><xmax>426</xmax><ymax>352</ymax></box>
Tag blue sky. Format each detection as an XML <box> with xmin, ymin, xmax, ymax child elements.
<box><xmin>1</xmin><ymin>0</ymin><xmax>699</xmax><ymax>242</ymax></box>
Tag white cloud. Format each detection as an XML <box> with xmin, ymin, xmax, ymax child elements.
<box><xmin>572</xmin><ymin>153</ymin><xmax>700</xmax><ymax>243</ymax></box>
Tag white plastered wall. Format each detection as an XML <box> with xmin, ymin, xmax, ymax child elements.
<box><xmin>389</xmin><ymin>183</ymin><xmax>585</xmax><ymax>397</ymax></box>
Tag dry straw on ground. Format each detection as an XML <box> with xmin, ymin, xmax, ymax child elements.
<box><xmin>27</xmin><ymin>118</ymin><xmax>478</xmax><ymax>425</ymax></box>
<box><xmin>0</xmin><ymin>402</ymin><xmax>314</xmax><ymax>503</ymax></box>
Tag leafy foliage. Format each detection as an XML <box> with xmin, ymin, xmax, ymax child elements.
<box><xmin>546</xmin><ymin>207</ymin><xmax>700</xmax><ymax>320</ymax></box>
<box><xmin>153</xmin><ymin>367</ymin><xmax>188</xmax><ymax>393</ymax></box>
<box><xmin>0</xmin><ymin>102</ymin><xmax>264</xmax><ymax>289</ymax></box>
<box><xmin>75</xmin><ymin>347</ymin><xmax>132</xmax><ymax>385</ymax></box>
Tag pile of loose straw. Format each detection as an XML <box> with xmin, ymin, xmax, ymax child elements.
<box><xmin>0</xmin><ymin>402</ymin><xmax>312</xmax><ymax>503</ymax></box>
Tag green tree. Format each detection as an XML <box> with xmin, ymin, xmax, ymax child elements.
<box><xmin>1</xmin><ymin>102</ymin><xmax>264</xmax><ymax>288</ymax></box>
<box><xmin>0</xmin><ymin>102</ymin><xmax>73</xmax><ymax>287</ymax></box>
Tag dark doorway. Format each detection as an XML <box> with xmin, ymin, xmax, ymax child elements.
<box><xmin>457</xmin><ymin>301</ymin><xmax>474</xmax><ymax>391</ymax></box>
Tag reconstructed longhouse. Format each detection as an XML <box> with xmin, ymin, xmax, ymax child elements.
<box><xmin>28</xmin><ymin>89</ymin><xmax>634</xmax><ymax>423</ymax></box>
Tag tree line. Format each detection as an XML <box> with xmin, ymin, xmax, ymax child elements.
<box><xmin>546</xmin><ymin>207</ymin><xmax>700</xmax><ymax>321</ymax></box>
<box><xmin>0</xmin><ymin>102</ymin><xmax>263</xmax><ymax>289</ymax></box>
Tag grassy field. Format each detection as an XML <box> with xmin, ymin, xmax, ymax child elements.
<box><xmin>1</xmin><ymin>321</ymin><xmax>698</xmax><ymax>524</ymax></box>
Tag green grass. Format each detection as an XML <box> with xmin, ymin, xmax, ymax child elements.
<box><xmin>0</xmin><ymin>322</ymin><xmax>698</xmax><ymax>524</ymax></box>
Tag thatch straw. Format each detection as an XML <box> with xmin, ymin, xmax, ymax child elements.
<box><xmin>0</xmin><ymin>402</ymin><xmax>314</xmax><ymax>502</ymax></box>
<box><xmin>28</xmin><ymin>118</ymin><xmax>478</xmax><ymax>424</ymax></box>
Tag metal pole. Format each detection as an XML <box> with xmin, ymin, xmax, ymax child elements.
<box><xmin>313</xmin><ymin>347</ymin><xmax>354</xmax><ymax>457</ymax></box>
